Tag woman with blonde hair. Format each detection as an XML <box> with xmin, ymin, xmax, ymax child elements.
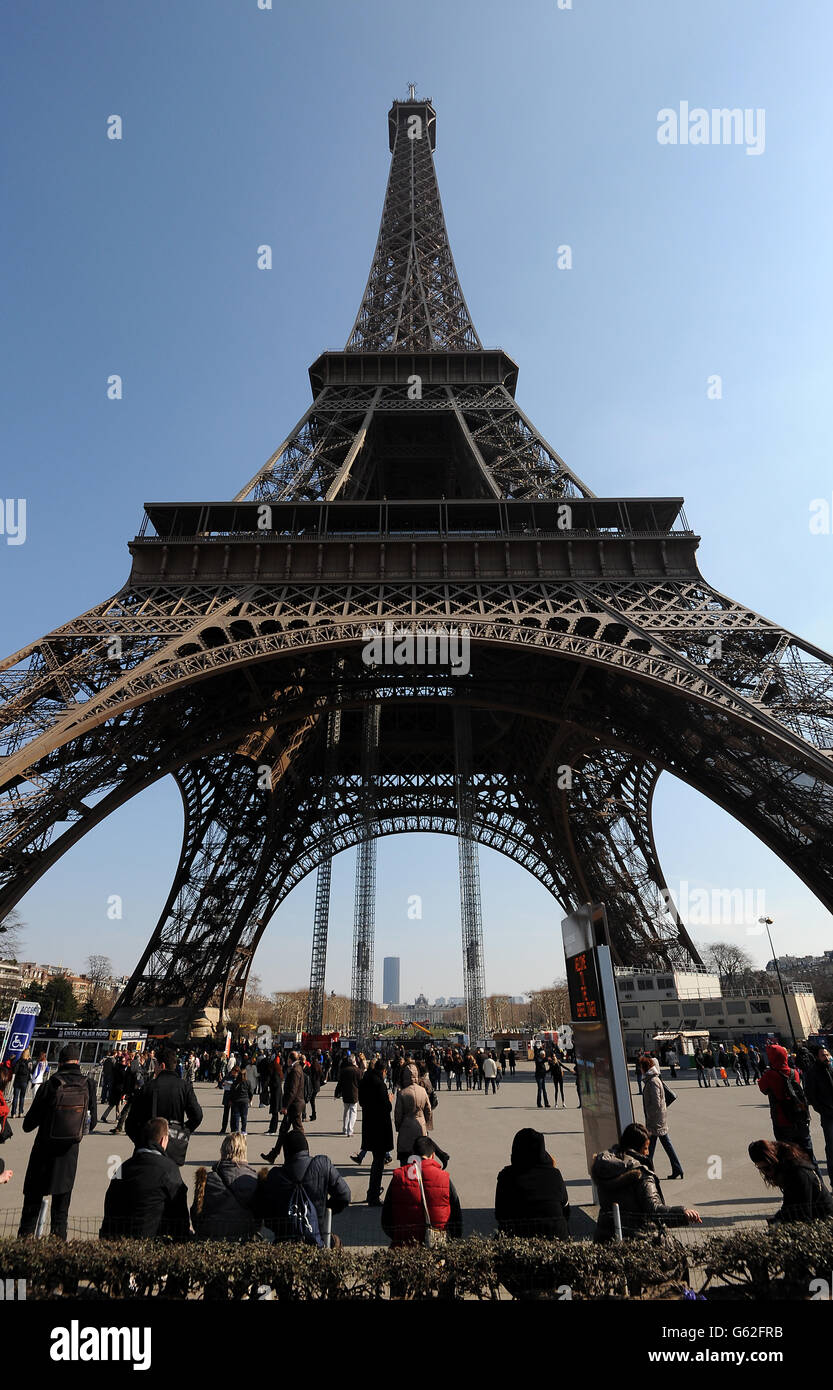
<box><xmin>191</xmin><ymin>1131</ymin><xmax>259</xmax><ymax>1241</ymax></box>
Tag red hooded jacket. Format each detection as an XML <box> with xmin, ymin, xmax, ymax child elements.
<box><xmin>758</xmin><ymin>1044</ymin><xmax>808</xmax><ymax>1131</ymax></box>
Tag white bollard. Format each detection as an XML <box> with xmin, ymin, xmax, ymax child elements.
<box><xmin>323</xmin><ymin>1208</ymin><xmax>333</xmax><ymax>1249</ymax></box>
<box><xmin>612</xmin><ymin>1202</ymin><xmax>623</xmax><ymax>1243</ymax></box>
<box><xmin>35</xmin><ymin>1195</ymin><xmax>50</xmax><ymax>1238</ymax></box>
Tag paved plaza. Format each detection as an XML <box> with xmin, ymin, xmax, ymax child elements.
<box><xmin>1</xmin><ymin>1061</ymin><xmax>829</xmax><ymax>1244</ymax></box>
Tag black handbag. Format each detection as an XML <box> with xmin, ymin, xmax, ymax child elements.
<box><xmin>662</xmin><ymin>1083</ymin><xmax>677</xmax><ymax>1106</ymax></box>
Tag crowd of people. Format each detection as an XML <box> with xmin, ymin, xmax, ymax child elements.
<box><xmin>1</xmin><ymin>1034</ymin><xmax>832</xmax><ymax>1251</ymax></box>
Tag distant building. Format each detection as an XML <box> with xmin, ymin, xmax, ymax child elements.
<box><xmin>614</xmin><ymin>966</ymin><xmax>820</xmax><ymax>1051</ymax></box>
<box><xmin>383</xmin><ymin>957</ymin><xmax>400</xmax><ymax>1006</ymax></box>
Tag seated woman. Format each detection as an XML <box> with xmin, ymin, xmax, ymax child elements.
<box><xmin>748</xmin><ymin>1139</ymin><xmax>833</xmax><ymax>1224</ymax></box>
<box><xmin>191</xmin><ymin>1132</ymin><xmax>259</xmax><ymax>1241</ymax></box>
<box><xmin>591</xmin><ymin>1122</ymin><xmax>701</xmax><ymax>1242</ymax></box>
<box><xmin>494</xmin><ymin>1129</ymin><xmax>570</xmax><ymax>1239</ymax></box>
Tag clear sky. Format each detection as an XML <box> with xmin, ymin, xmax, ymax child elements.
<box><xmin>2</xmin><ymin>0</ymin><xmax>832</xmax><ymax>1000</ymax></box>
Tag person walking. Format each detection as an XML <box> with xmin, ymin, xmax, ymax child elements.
<box><xmin>30</xmin><ymin>1051</ymin><xmax>50</xmax><ymax>1103</ymax></box>
<box><xmin>495</xmin><ymin>1129</ymin><xmax>570</xmax><ymax>1239</ymax></box>
<box><xmin>633</xmin><ymin>1052</ymin><xmax>644</xmax><ymax>1095</ymax></box>
<box><xmin>665</xmin><ymin>1047</ymin><xmax>678</xmax><ymax>1081</ymax></box>
<box><xmin>758</xmin><ymin>1043</ymin><xmax>821</xmax><ymax>1175</ymax></box>
<box><xmin>483</xmin><ymin>1052</ymin><xmax>498</xmax><ymax>1096</ymax></box>
<box><xmin>10</xmin><ymin>1052</ymin><xmax>32</xmax><ymax>1118</ymax></box>
<box><xmin>805</xmin><ymin>1045</ymin><xmax>833</xmax><ymax>1180</ymax></box>
<box><xmin>640</xmin><ymin>1054</ymin><xmax>684</xmax><ymax>1179</ymax></box>
<box><xmin>748</xmin><ymin>1043</ymin><xmax>763</xmax><ymax>1081</ymax></box>
<box><xmin>548</xmin><ymin>1055</ymin><xmax>566</xmax><ymax>1108</ymax></box>
<box><xmin>334</xmin><ymin>1053</ymin><xmax>361</xmax><ymax>1137</ymax></box>
<box><xmin>748</xmin><ymin>1138</ymin><xmax>833</xmax><ymax>1224</ymax></box>
<box><xmin>265</xmin><ymin>1056</ymin><xmax>284</xmax><ymax>1134</ymax></box>
<box><xmin>701</xmin><ymin>1044</ymin><xmax>717</xmax><ymax>1087</ymax></box>
<box><xmin>534</xmin><ymin>1049</ymin><xmax>550</xmax><ymax>1109</ymax></box>
<box><xmin>228</xmin><ymin>1066</ymin><xmax>254</xmax><ymax>1134</ymax></box>
<box><xmin>100</xmin><ymin>1052</ymin><xmax>128</xmax><ymax>1125</ymax></box>
<box><xmin>100</xmin><ymin>1117</ymin><xmax>190</xmax><ymax>1240</ymax></box>
<box><xmin>18</xmin><ymin>1043</ymin><xmax>97</xmax><ymax>1239</ymax></box>
<box><xmin>100</xmin><ymin>1051</ymin><xmax>115</xmax><ymax>1106</ymax></box>
<box><xmin>261</xmin><ymin>1051</ymin><xmax>306</xmax><ymax>1162</ymax></box>
<box><xmin>716</xmin><ymin>1044</ymin><xmax>731</xmax><ymax>1086</ymax></box>
<box><xmin>693</xmin><ymin>1047</ymin><xmax>706</xmax><ymax>1088</ymax></box>
<box><xmin>737</xmin><ymin>1046</ymin><xmax>751</xmax><ymax>1086</ymax></box>
<box><xmin>591</xmin><ymin>1123</ymin><xmax>701</xmax><ymax>1241</ymax></box>
<box><xmin>507</xmin><ymin>1047</ymin><xmax>516</xmax><ymax>1077</ymax></box>
<box><xmin>125</xmin><ymin>1048</ymin><xmax>203</xmax><ymax>1165</ymax></box>
<box><xmin>394</xmin><ymin>1061</ymin><xmax>434</xmax><ymax>1163</ymax></box>
<box><xmin>355</xmin><ymin>1058</ymin><xmax>394</xmax><ymax>1207</ymax></box>
<box><xmin>307</xmin><ymin>1054</ymin><xmax>323</xmax><ymax>1122</ymax></box>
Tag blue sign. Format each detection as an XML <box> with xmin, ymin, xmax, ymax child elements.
<box><xmin>2</xmin><ymin>1001</ymin><xmax>41</xmax><ymax>1062</ymax></box>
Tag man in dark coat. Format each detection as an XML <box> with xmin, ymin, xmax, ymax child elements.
<box><xmin>18</xmin><ymin>1043</ymin><xmax>97</xmax><ymax>1239</ymax></box>
<box><xmin>100</xmin><ymin>1117</ymin><xmax>189</xmax><ymax>1239</ymax></box>
<box><xmin>125</xmin><ymin>1048</ymin><xmax>203</xmax><ymax>1162</ymax></box>
<box><xmin>804</xmin><ymin>1044</ymin><xmax>833</xmax><ymax>1180</ymax></box>
<box><xmin>255</xmin><ymin>1131</ymin><xmax>351</xmax><ymax>1244</ymax></box>
<box><xmin>308</xmin><ymin>1054</ymin><xmax>323</xmax><ymax>1121</ymax></box>
<box><xmin>355</xmin><ymin>1058</ymin><xmax>394</xmax><ymax>1206</ymax></box>
<box><xmin>261</xmin><ymin>1052</ymin><xmax>306</xmax><ymax>1162</ymax></box>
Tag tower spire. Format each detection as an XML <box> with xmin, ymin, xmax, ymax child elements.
<box><xmin>346</xmin><ymin>97</ymin><xmax>482</xmax><ymax>351</ymax></box>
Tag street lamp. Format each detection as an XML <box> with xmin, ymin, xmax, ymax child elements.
<box><xmin>758</xmin><ymin>916</ymin><xmax>798</xmax><ymax>1049</ymax></box>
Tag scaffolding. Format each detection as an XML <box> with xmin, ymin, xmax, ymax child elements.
<box><xmin>305</xmin><ymin>711</ymin><xmax>341</xmax><ymax>1034</ymax></box>
<box><xmin>349</xmin><ymin>703</ymin><xmax>379</xmax><ymax>1039</ymax></box>
<box><xmin>454</xmin><ymin>706</ymin><xmax>487</xmax><ymax>1043</ymax></box>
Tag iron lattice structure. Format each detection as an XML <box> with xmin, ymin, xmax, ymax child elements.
<box><xmin>305</xmin><ymin>707</ymin><xmax>341</xmax><ymax>1035</ymax></box>
<box><xmin>2</xmin><ymin>94</ymin><xmax>833</xmax><ymax>1032</ymax></box>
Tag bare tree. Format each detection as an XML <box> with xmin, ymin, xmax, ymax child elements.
<box><xmin>0</xmin><ymin>908</ymin><xmax>26</xmax><ymax>961</ymax></box>
<box><xmin>526</xmin><ymin>982</ymin><xmax>570</xmax><ymax>1030</ymax></box>
<box><xmin>698</xmin><ymin>941</ymin><xmax>754</xmax><ymax>990</ymax></box>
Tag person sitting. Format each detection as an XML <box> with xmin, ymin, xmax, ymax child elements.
<box><xmin>494</xmin><ymin>1128</ymin><xmax>570</xmax><ymax>1239</ymax></box>
<box><xmin>100</xmin><ymin>1117</ymin><xmax>190</xmax><ymax>1240</ymax></box>
<box><xmin>191</xmin><ymin>1132</ymin><xmax>259</xmax><ymax>1241</ymax></box>
<box><xmin>381</xmin><ymin>1136</ymin><xmax>463</xmax><ymax>1247</ymax></box>
<box><xmin>590</xmin><ymin>1122</ymin><xmax>701</xmax><ymax>1242</ymax></box>
<box><xmin>254</xmin><ymin>1131</ymin><xmax>351</xmax><ymax>1247</ymax></box>
<box><xmin>748</xmin><ymin>1139</ymin><xmax>833</xmax><ymax>1224</ymax></box>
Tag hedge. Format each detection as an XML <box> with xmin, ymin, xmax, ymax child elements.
<box><xmin>1</xmin><ymin>1224</ymin><xmax>831</xmax><ymax>1300</ymax></box>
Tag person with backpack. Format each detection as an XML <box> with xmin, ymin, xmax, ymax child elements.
<box><xmin>758</xmin><ymin>1042</ymin><xmax>821</xmax><ymax>1175</ymax></box>
<box><xmin>125</xmin><ymin>1047</ymin><xmax>203</xmax><ymax>1165</ymax></box>
<box><xmin>255</xmin><ymin>1131</ymin><xmax>351</xmax><ymax>1246</ymax></box>
<box><xmin>18</xmin><ymin>1043</ymin><xmax>97</xmax><ymax>1239</ymax></box>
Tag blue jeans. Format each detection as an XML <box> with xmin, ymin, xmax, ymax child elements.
<box><xmin>11</xmin><ymin>1083</ymin><xmax>27</xmax><ymax>1117</ymax></box>
<box><xmin>648</xmin><ymin>1131</ymin><xmax>683</xmax><ymax>1177</ymax></box>
<box><xmin>230</xmin><ymin>1102</ymin><xmax>249</xmax><ymax>1133</ymax></box>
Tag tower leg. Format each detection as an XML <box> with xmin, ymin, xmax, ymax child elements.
<box><xmin>454</xmin><ymin>706</ymin><xmax>487</xmax><ymax>1045</ymax></box>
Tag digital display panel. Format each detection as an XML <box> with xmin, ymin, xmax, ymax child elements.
<box><xmin>566</xmin><ymin>948</ymin><xmax>604</xmax><ymax>1022</ymax></box>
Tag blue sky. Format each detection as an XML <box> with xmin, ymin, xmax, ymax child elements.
<box><xmin>2</xmin><ymin>0</ymin><xmax>832</xmax><ymax>999</ymax></box>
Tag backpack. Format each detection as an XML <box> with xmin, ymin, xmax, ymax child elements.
<box><xmin>270</xmin><ymin>1173</ymin><xmax>323</xmax><ymax>1247</ymax></box>
<box><xmin>779</xmin><ymin>1070</ymin><xmax>810</xmax><ymax>1125</ymax></box>
<box><xmin>49</xmin><ymin>1073</ymin><xmax>89</xmax><ymax>1141</ymax></box>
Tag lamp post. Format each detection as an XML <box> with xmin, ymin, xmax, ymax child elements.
<box><xmin>759</xmin><ymin>916</ymin><xmax>797</xmax><ymax>1049</ymax></box>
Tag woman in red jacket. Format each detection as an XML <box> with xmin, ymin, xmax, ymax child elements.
<box><xmin>381</xmin><ymin>1137</ymin><xmax>463</xmax><ymax>1246</ymax></box>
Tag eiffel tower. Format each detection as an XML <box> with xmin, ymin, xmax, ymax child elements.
<box><xmin>3</xmin><ymin>92</ymin><xmax>833</xmax><ymax>1039</ymax></box>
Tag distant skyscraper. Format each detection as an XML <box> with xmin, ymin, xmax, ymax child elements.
<box><xmin>383</xmin><ymin>957</ymin><xmax>400</xmax><ymax>1006</ymax></box>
